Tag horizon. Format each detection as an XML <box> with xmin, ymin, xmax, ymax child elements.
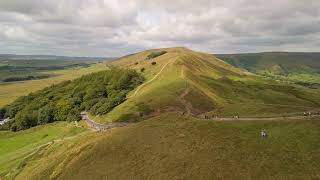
<box><xmin>1</xmin><ymin>49</ymin><xmax>320</xmax><ymax>58</ymax></box>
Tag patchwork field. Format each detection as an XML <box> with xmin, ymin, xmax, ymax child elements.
<box><xmin>0</xmin><ymin>63</ymin><xmax>107</xmax><ymax>107</ymax></box>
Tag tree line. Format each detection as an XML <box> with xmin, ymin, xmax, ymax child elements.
<box><xmin>0</xmin><ymin>69</ymin><xmax>144</xmax><ymax>131</ymax></box>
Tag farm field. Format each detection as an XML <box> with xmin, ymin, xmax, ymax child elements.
<box><xmin>0</xmin><ymin>63</ymin><xmax>107</xmax><ymax>107</ymax></box>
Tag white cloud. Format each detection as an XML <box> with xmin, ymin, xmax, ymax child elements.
<box><xmin>0</xmin><ymin>0</ymin><xmax>319</xmax><ymax>56</ymax></box>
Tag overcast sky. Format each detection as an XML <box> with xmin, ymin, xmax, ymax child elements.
<box><xmin>0</xmin><ymin>0</ymin><xmax>319</xmax><ymax>57</ymax></box>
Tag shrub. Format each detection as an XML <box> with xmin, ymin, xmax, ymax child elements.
<box><xmin>146</xmin><ymin>51</ymin><xmax>167</xmax><ymax>60</ymax></box>
<box><xmin>37</xmin><ymin>104</ymin><xmax>55</xmax><ymax>124</ymax></box>
<box><xmin>0</xmin><ymin>108</ymin><xmax>6</xmax><ymax>119</ymax></box>
<box><xmin>140</xmin><ymin>68</ymin><xmax>145</xmax><ymax>72</ymax></box>
<box><xmin>151</xmin><ymin>62</ymin><xmax>157</xmax><ymax>65</ymax></box>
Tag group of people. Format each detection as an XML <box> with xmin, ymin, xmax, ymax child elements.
<box><xmin>303</xmin><ymin>111</ymin><xmax>320</xmax><ymax>116</ymax></box>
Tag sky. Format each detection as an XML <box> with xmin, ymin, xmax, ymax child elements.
<box><xmin>0</xmin><ymin>0</ymin><xmax>319</xmax><ymax>57</ymax></box>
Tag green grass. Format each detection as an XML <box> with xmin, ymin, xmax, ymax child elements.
<box><xmin>0</xmin><ymin>63</ymin><xmax>108</xmax><ymax>107</ymax></box>
<box><xmin>0</xmin><ymin>121</ymin><xmax>89</xmax><ymax>179</ymax></box>
<box><xmin>93</xmin><ymin>48</ymin><xmax>320</xmax><ymax>123</ymax></box>
<box><xmin>216</xmin><ymin>52</ymin><xmax>320</xmax><ymax>85</ymax></box>
<box><xmin>13</xmin><ymin>113</ymin><xmax>320</xmax><ymax>180</ymax></box>
<box><xmin>2</xmin><ymin>48</ymin><xmax>320</xmax><ymax>179</ymax></box>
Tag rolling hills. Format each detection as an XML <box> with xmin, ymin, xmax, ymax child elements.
<box><xmin>216</xmin><ymin>52</ymin><xmax>320</xmax><ymax>85</ymax></box>
<box><xmin>1</xmin><ymin>47</ymin><xmax>320</xmax><ymax>179</ymax></box>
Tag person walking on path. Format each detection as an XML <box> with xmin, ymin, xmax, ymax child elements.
<box><xmin>261</xmin><ymin>129</ymin><xmax>267</xmax><ymax>138</ymax></box>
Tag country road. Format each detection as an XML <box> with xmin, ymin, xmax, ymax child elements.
<box><xmin>81</xmin><ymin>112</ymin><xmax>128</xmax><ymax>130</ymax></box>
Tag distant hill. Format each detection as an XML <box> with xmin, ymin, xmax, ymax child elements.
<box><xmin>216</xmin><ymin>52</ymin><xmax>320</xmax><ymax>84</ymax></box>
<box><xmin>0</xmin><ymin>54</ymin><xmax>115</xmax><ymax>61</ymax></box>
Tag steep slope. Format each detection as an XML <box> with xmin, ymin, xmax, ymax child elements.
<box><xmin>98</xmin><ymin>48</ymin><xmax>320</xmax><ymax>123</ymax></box>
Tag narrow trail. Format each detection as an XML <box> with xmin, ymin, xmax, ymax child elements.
<box><xmin>179</xmin><ymin>88</ymin><xmax>192</xmax><ymax>114</ymax></box>
<box><xmin>179</xmin><ymin>88</ymin><xmax>201</xmax><ymax>115</ymax></box>
<box><xmin>81</xmin><ymin>112</ymin><xmax>128</xmax><ymax>130</ymax></box>
<box><xmin>202</xmin><ymin>114</ymin><xmax>320</xmax><ymax>121</ymax></box>
<box><xmin>130</xmin><ymin>58</ymin><xmax>173</xmax><ymax>98</ymax></box>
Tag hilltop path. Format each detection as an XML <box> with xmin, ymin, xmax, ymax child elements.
<box><xmin>130</xmin><ymin>58</ymin><xmax>174</xmax><ymax>97</ymax></box>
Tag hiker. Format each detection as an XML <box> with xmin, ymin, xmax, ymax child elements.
<box><xmin>261</xmin><ymin>130</ymin><xmax>267</xmax><ymax>138</ymax></box>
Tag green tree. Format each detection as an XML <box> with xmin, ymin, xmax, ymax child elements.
<box><xmin>15</xmin><ymin>109</ymin><xmax>38</xmax><ymax>130</ymax></box>
<box><xmin>67</xmin><ymin>108</ymin><xmax>81</xmax><ymax>122</ymax></box>
<box><xmin>0</xmin><ymin>108</ymin><xmax>6</xmax><ymax>119</ymax></box>
<box><xmin>37</xmin><ymin>104</ymin><xmax>54</xmax><ymax>124</ymax></box>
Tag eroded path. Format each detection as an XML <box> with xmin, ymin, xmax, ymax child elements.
<box><xmin>81</xmin><ymin>112</ymin><xmax>128</xmax><ymax>130</ymax></box>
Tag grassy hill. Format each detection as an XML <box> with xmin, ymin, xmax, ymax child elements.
<box><xmin>216</xmin><ymin>52</ymin><xmax>320</xmax><ymax>85</ymax></box>
<box><xmin>13</xmin><ymin>113</ymin><xmax>320</xmax><ymax>180</ymax></box>
<box><xmin>1</xmin><ymin>47</ymin><xmax>320</xmax><ymax>179</ymax></box>
<box><xmin>96</xmin><ymin>48</ymin><xmax>320</xmax><ymax>123</ymax></box>
<box><xmin>0</xmin><ymin>121</ymin><xmax>88</xmax><ymax>179</ymax></box>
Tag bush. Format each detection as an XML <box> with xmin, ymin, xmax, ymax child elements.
<box><xmin>146</xmin><ymin>51</ymin><xmax>167</xmax><ymax>60</ymax></box>
<box><xmin>140</xmin><ymin>67</ymin><xmax>145</xmax><ymax>72</ymax></box>
<box><xmin>137</xmin><ymin>103</ymin><xmax>152</xmax><ymax>116</ymax></box>
<box><xmin>0</xmin><ymin>108</ymin><xmax>6</xmax><ymax>119</ymax></box>
<box><xmin>151</xmin><ymin>62</ymin><xmax>157</xmax><ymax>65</ymax></box>
<box><xmin>37</xmin><ymin>105</ymin><xmax>55</xmax><ymax>124</ymax></box>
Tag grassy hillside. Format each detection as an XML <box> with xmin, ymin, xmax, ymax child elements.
<box><xmin>2</xmin><ymin>48</ymin><xmax>320</xmax><ymax>179</ymax></box>
<box><xmin>13</xmin><ymin>113</ymin><xmax>320</xmax><ymax>180</ymax></box>
<box><xmin>0</xmin><ymin>121</ymin><xmax>88</xmax><ymax>179</ymax></box>
<box><xmin>0</xmin><ymin>63</ymin><xmax>107</xmax><ymax>107</ymax></box>
<box><xmin>95</xmin><ymin>48</ymin><xmax>320</xmax><ymax>123</ymax></box>
<box><xmin>216</xmin><ymin>52</ymin><xmax>320</xmax><ymax>85</ymax></box>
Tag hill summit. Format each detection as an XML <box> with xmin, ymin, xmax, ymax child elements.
<box><xmin>98</xmin><ymin>47</ymin><xmax>320</xmax><ymax>122</ymax></box>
